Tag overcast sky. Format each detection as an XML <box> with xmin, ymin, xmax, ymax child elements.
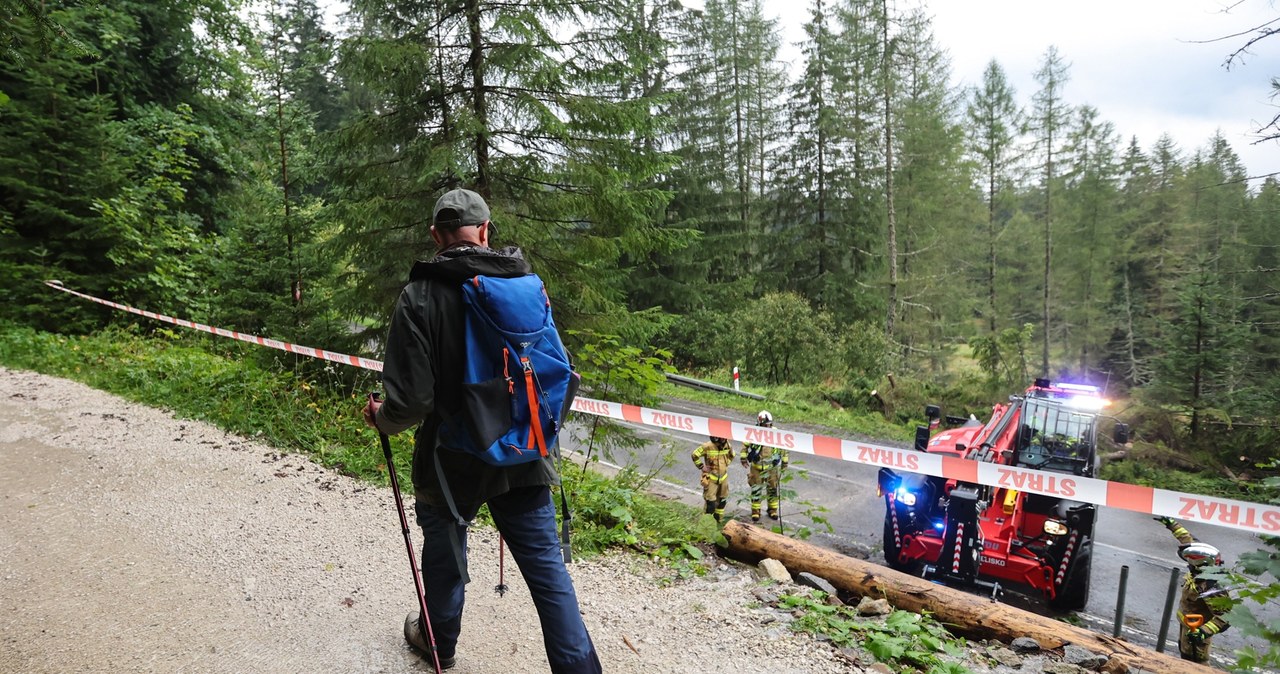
<box><xmin>763</xmin><ymin>0</ymin><xmax>1280</xmax><ymax>184</ymax></box>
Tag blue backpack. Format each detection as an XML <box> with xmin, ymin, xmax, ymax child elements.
<box><xmin>437</xmin><ymin>273</ymin><xmax>578</xmax><ymax>465</ymax></box>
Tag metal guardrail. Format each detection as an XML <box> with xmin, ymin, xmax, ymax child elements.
<box><xmin>665</xmin><ymin>373</ymin><xmax>766</xmax><ymax>400</ymax></box>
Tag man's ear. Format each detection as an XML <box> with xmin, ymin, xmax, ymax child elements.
<box><xmin>430</xmin><ymin>225</ymin><xmax>443</xmax><ymax>247</ymax></box>
<box><xmin>479</xmin><ymin>220</ymin><xmax>492</xmax><ymax>247</ymax></box>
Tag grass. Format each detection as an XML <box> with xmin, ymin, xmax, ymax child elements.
<box><xmin>657</xmin><ymin>379</ymin><xmax>910</xmax><ymax>441</ymax></box>
<box><xmin>0</xmin><ymin>323</ymin><xmax>391</xmax><ymax>478</ymax></box>
<box><xmin>1100</xmin><ymin>458</ymin><xmax>1274</xmax><ymax>501</ymax></box>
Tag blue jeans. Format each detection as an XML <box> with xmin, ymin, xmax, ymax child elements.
<box><xmin>415</xmin><ymin>486</ymin><xmax>602</xmax><ymax>674</ymax></box>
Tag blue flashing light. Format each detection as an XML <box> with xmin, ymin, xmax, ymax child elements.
<box><xmin>894</xmin><ymin>487</ymin><xmax>918</xmax><ymax>507</ymax></box>
<box><xmin>932</xmin><ymin>520</ymin><xmax>945</xmax><ymax>531</ymax></box>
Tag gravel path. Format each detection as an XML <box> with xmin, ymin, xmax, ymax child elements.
<box><xmin>0</xmin><ymin>367</ymin><xmax>880</xmax><ymax>674</ymax></box>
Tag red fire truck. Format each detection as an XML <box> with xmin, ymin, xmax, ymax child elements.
<box><xmin>877</xmin><ymin>379</ymin><xmax>1128</xmax><ymax>610</ymax></box>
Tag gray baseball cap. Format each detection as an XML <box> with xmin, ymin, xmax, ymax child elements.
<box><xmin>433</xmin><ymin>188</ymin><xmax>490</xmax><ymax>229</ymax></box>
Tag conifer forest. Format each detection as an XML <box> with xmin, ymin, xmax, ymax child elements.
<box><xmin>4</xmin><ymin>1</ymin><xmax>1280</xmax><ymax>467</ymax></box>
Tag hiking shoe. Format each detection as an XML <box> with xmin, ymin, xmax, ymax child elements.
<box><xmin>404</xmin><ymin>612</ymin><xmax>456</xmax><ymax>670</ymax></box>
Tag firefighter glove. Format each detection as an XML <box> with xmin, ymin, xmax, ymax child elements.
<box><xmin>700</xmin><ymin>473</ymin><xmax>711</xmax><ymax>488</ymax></box>
<box><xmin>1154</xmin><ymin>516</ymin><xmax>1177</xmax><ymax>528</ymax></box>
<box><xmin>1186</xmin><ymin>628</ymin><xmax>1208</xmax><ymax>645</ymax></box>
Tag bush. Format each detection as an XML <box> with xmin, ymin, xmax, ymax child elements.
<box><xmin>728</xmin><ymin>292</ymin><xmax>837</xmax><ymax>386</ymax></box>
<box><xmin>658</xmin><ymin>308</ymin><xmax>736</xmax><ymax>371</ymax></box>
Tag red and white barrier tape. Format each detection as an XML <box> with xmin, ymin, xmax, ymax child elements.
<box><xmin>569</xmin><ymin>397</ymin><xmax>1280</xmax><ymax>535</ymax></box>
<box><xmin>45</xmin><ymin>280</ymin><xmax>1280</xmax><ymax>534</ymax></box>
<box><xmin>44</xmin><ymin>281</ymin><xmax>383</xmax><ymax>371</ymax></box>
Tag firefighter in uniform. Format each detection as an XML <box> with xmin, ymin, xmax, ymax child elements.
<box><xmin>741</xmin><ymin>410</ymin><xmax>788</xmax><ymax>522</ymax></box>
<box><xmin>692</xmin><ymin>436</ymin><xmax>734</xmax><ymax>521</ymax></box>
<box><xmin>1155</xmin><ymin>516</ymin><xmax>1230</xmax><ymax>664</ymax></box>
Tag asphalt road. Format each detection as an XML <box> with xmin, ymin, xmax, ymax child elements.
<box><xmin>562</xmin><ymin>396</ymin><xmax>1280</xmax><ymax>669</ymax></box>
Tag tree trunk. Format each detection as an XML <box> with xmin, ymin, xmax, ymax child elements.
<box><xmin>719</xmin><ymin>521</ymin><xmax>1216</xmax><ymax>674</ymax></box>
<box><xmin>1043</xmin><ymin>148</ymin><xmax>1053</xmax><ymax>377</ymax></box>
<box><xmin>987</xmin><ymin>154</ymin><xmax>998</xmax><ymax>335</ymax></box>
<box><xmin>881</xmin><ymin>0</ymin><xmax>898</xmax><ymax>344</ymax></box>
<box><xmin>465</xmin><ymin>0</ymin><xmax>489</xmax><ymax>195</ymax></box>
<box><xmin>271</xmin><ymin>18</ymin><xmax>299</xmax><ymax>314</ymax></box>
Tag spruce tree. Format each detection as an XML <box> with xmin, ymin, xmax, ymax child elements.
<box><xmin>769</xmin><ymin>0</ymin><xmax>878</xmax><ymax>323</ymax></box>
<box><xmin>1027</xmin><ymin>45</ymin><xmax>1073</xmax><ymax>376</ymax></box>
<box><xmin>1185</xmin><ymin>132</ymin><xmax>1249</xmax><ymax>284</ymax></box>
<box><xmin>1103</xmin><ymin>136</ymin><xmax>1153</xmax><ymax>386</ymax></box>
<box><xmin>0</xmin><ymin>5</ymin><xmax>117</xmax><ymax>329</ymax></box>
<box><xmin>206</xmin><ymin>0</ymin><xmax>345</xmax><ymax>356</ymax></box>
<box><xmin>1149</xmin><ymin>259</ymin><xmax>1249</xmax><ymax>441</ymax></box>
<box><xmin>965</xmin><ymin>59</ymin><xmax>1021</xmax><ymax>335</ymax></box>
<box><xmin>0</xmin><ymin>1</ymin><xmax>249</xmax><ymax>328</ymax></box>
<box><xmin>1057</xmin><ymin>104</ymin><xmax>1120</xmax><ymax>378</ymax></box>
<box><xmin>883</xmin><ymin>6</ymin><xmax>975</xmax><ymax>369</ymax></box>
<box><xmin>331</xmin><ymin>0</ymin><xmax>678</xmax><ymax>343</ymax></box>
<box><xmin>1240</xmin><ymin>177</ymin><xmax>1280</xmax><ymax>374</ymax></box>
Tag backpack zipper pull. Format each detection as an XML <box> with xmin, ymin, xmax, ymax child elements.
<box><xmin>504</xmin><ymin>347</ymin><xmax>514</xmax><ymax>394</ymax></box>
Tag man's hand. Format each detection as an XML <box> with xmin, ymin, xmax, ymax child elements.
<box><xmin>362</xmin><ymin>393</ymin><xmax>382</xmax><ymax>430</ymax></box>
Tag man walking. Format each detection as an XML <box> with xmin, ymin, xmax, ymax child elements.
<box><xmin>363</xmin><ymin>188</ymin><xmax>602</xmax><ymax>673</ymax></box>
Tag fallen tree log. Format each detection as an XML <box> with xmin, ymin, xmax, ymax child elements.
<box><xmin>719</xmin><ymin>520</ymin><xmax>1217</xmax><ymax>674</ymax></box>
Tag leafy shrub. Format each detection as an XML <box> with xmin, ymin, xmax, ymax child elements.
<box><xmin>969</xmin><ymin>323</ymin><xmax>1034</xmax><ymax>388</ymax></box>
<box><xmin>658</xmin><ymin>308</ymin><xmax>736</xmax><ymax>371</ymax></box>
<box><xmin>728</xmin><ymin>292</ymin><xmax>837</xmax><ymax>386</ymax></box>
<box><xmin>561</xmin><ymin>463</ymin><xmax>707</xmax><ymax>562</ymax></box>
<box><xmin>780</xmin><ymin>592</ymin><xmax>973</xmax><ymax>674</ymax></box>
<box><xmin>836</xmin><ymin>320</ymin><xmax>892</xmax><ymax>389</ymax></box>
<box><xmin>1224</xmin><ymin>480</ymin><xmax>1280</xmax><ymax>672</ymax></box>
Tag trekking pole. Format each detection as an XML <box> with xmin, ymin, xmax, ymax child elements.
<box><xmin>775</xmin><ymin>464</ymin><xmax>784</xmax><ymax>536</ymax></box>
<box><xmin>777</xmin><ymin>492</ymin><xmax>784</xmax><ymax>536</ymax></box>
<box><xmin>372</xmin><ymin>393</ymin><xmax>443</xmax><ymax>674</ymax></box>
<box><xmin>495</xmin><ymin>536</ymin><xmax>508</xmax><ymax>596</ymax></box>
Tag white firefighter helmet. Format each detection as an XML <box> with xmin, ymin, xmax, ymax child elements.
<box><xmin>1179</xmin><ymin>542</ymin><xmax>1223</xmax><ymax>568</ymax></box>
<box><xmin>757</xmin><ymin>410</ymin><xmax>773</xmax><ymax>427</ymax></box>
